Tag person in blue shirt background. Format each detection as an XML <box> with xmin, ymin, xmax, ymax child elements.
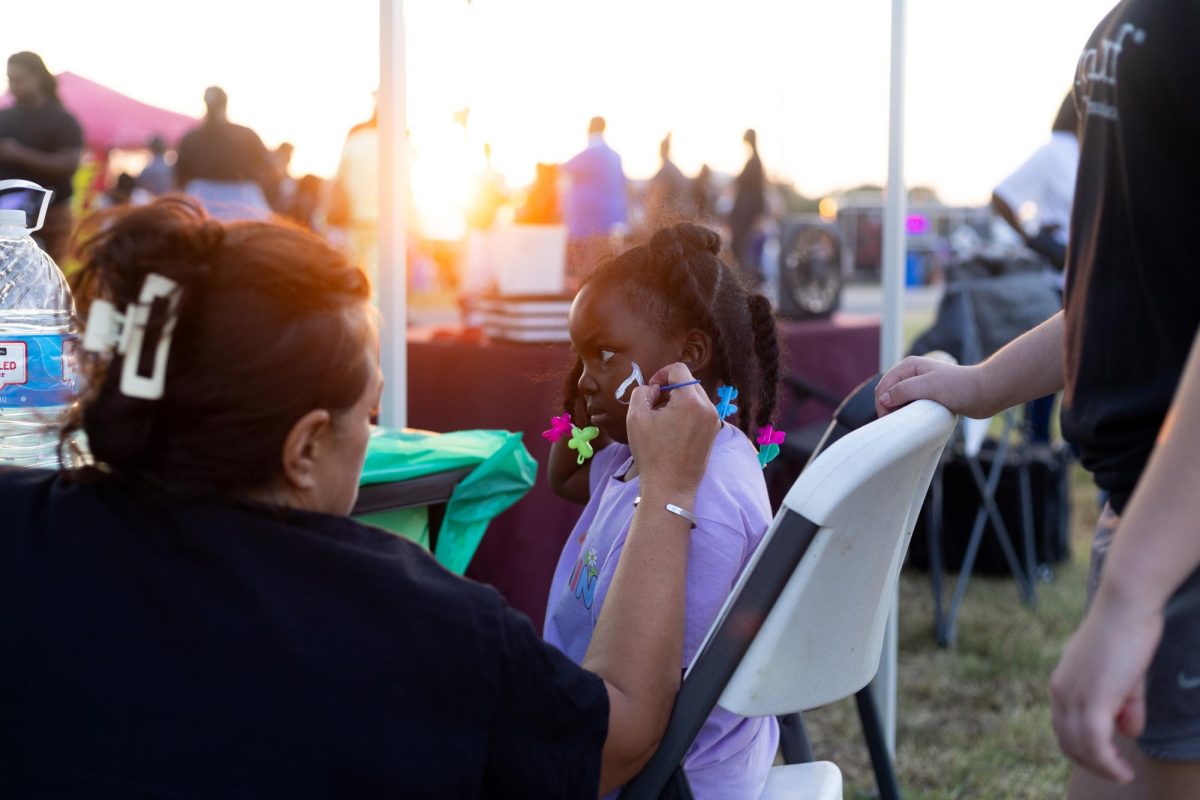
<box><xmin>562</xmin><ymin>116</ymin><xmax>628</xmax><ymax>285</ymax></box>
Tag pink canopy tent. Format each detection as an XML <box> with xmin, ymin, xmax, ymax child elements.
<box><xmin>1</xmin><ymin>71</ymin><xmax>197</xmax><ymax>153</ymax></box>
<box><xmin>54</xmin><ymin>72</ymin><xmax>197</xmax><ymax>152</ymax></box>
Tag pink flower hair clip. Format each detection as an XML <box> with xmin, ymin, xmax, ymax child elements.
<box><xmin>542</xmin><ymin>413</ymin><xmax>574</xmax><ymax>442</ymax></box>
<box><xmin>755</xmin><ymin>424</ymin><xmax>786</xmax><ymax>468</ymax></box>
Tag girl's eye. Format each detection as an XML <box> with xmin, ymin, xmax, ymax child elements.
<box><xmin>599</xmin><ymin>349</ymin><xmax>615</xmax><ymax>363</ymax></box>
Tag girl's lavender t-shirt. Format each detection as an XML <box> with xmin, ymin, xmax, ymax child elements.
<box><xmin>544</xmin><ymin>423</ymin><xmax>779</xmax><ymax>799</ymax></box>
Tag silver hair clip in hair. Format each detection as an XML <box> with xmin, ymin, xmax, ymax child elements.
<box><xmin>82</xmin><ymin>273</ymin><xmax>182</xmax><ymax>400</ymax></box>
<box><xmin>82</xmin><ymin>300</ymin><xmax>128</xmax><ymax>356</ymax></box>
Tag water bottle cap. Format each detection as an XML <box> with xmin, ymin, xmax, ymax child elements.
<box><xmin>0</xmin><ymin>208</ymin><xmax>27</xmax><ymax>233</ymax></box>
<box><xmin>0</xmin><ymin>180</ymin><xmax>51</xmax><ymax>233</ymax></box>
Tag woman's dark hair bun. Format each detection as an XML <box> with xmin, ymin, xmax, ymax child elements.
<box><xmin>63</xmin><ymin>197</ymin><xmax>373</xmax><ymax>500</ymax></box>
<box><xmin>647</xmin><ymin>222</ymin><xmax>721</xmax><ymax>265</ymax></box>
<box><xmin>72</xmin><ymin>198</ymin><xmax>227</xmax><ymax>312</ymax></box>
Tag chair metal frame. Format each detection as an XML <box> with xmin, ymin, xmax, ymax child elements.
<box><xmin>927</xmin><ymin>409</ymin><xmax>1038</xmax><ymax>647</ymax></box>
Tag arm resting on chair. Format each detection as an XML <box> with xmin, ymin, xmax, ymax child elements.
<box><xmin>877</xmin><ymin>311</ymin><xmax>1065</xmax><ymax>419</ymax></box>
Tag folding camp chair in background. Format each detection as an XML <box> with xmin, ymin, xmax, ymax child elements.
<box><xmin>927</xmin><ymin>409</ymin><xmax>1039</xmax><ymax>647</ymax></box>
<box><xmin>906</xmin><ymin>253</ymin><xmax>1062</xmax><ymax>646</ymax></box>
<box><xmin>619</xmin><ymin>398</ymin><xmax>957</xmax><ymax>800</ymax></box>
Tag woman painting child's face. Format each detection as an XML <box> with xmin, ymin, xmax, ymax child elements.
<box><xmin>568</xmin><ymin>284</ymin><xmax>689</xmax><ymax>445</ymax></box>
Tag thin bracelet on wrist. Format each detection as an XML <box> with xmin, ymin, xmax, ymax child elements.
<box><xmin>633</xmin><ymin>495</ymin><xmax>698</xmax><ymax>529</ymax></box>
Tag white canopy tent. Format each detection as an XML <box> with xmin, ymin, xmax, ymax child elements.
<box><xmin>872</xmin><ymin>0</ymin><xmax>908</xmax><ymax>757</ymax></box>
<box><xmin>375</xmin><ymin>0</ymin><xmax>909</xmax><ymax>758</ymax></box>
<box><xmin>378</xmin><ymin>0</ymin><xmax>408</xmax><ymax>430</ymax></box>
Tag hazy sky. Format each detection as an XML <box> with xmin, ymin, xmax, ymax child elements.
<box><xmin>5</xmin><ymin>0</ymin><xmax>1116</xmax><ymax>234</ymax></box>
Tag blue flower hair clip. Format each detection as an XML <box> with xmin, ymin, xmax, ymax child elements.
<box><xmin>715</xmin><ymin>385</ymin><xmax>739</xmax><ymax>420</ymax></box>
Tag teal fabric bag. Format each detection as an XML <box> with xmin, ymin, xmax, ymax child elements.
<box><xmin>357</xmin><ymin>428</ymin><xmax>537</xmax><ymax>575</ymax></box>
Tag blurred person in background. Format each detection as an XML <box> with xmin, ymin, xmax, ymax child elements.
<box><xmin>96</xmin><ymin>172</ymin><xmax>153</xmax><ymax>210</ymax></box>
<box><xmin>991</xmin><ymin>92</ymin><xmax>1079</xmax><ymax>444</ymax></box>
<box><xmin>515</xmin><ymin>162</ymin><xmax>561</xmax><ymax>225</ymax></box>
<box><xmin>729</xmin><ymin>129</ymin><xmax>766</xmax><ymax>286</ymax></box>
<box><xmin>691</xmin><ymin>164</ymin><xmax>716</xmax><ymax>223</ymax></box>
<box><xmin>285</xmin><ymin>174</ymin><xmax>322</xmax><ymax>230</ymax></box>
<box><xmin>561</xmin><ymin>116</ymin><xmax>628</xmax><ymax>285</ymax></box>
<box><xmin>175</xmin><ymin>86</ymin><xmax>275</xmax><ymax>222</ymax></box>
<box><xmin>327</xmin><ymin>107</ymin><xmax>379</xmax><ymax>289</ymax></box>
<box><xmin>135</xmin><ymin>134</ymin><xmax>174</xmax><ymax>197</ymax></box>
<box><xmin>644</xmin><ymin>133</ymin><xmax>692</xmax><ymax>224</ymax></box>
<box><xmin>0</xmin><ymin>51</ymin><xmax>83</xmax><ymax>263</ymax></box>
<box><xmin>992</xmin><ymin>92</ymin><xmax>1079</xmax><ymax>276</ymax></box>
<box><xmin>466</xmin><ymin>142</ymin><xmax>507</xmax><ymax>231</ymax></box>
<box><xmin>272</xmin><ymin>142</ymin><xmax>298</xmax><ymax>215</ymax></box>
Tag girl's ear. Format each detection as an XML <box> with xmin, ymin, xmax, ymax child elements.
<box><xmin>680</xmin><ymin>328</ymin><xmax>714</xmax><ymax>375</ymax></box>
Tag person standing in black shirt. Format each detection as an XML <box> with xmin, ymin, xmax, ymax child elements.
<box><xmin>174</xmin><ymin>86</ymin><xmax>276</xmax><ymax>221</ymax></box>
<box><xmin>0</xmin><ymin>197</ymin><xmax>719</xmax><ymax>798</ymax></box>
<box><xmin>729</xmin><ymin>128</ymin><xmax>766</xmax><ymax>286</ymax></box>
<box><xmin>644</xmin><ymin>133</ymin><xmax>693</xmax><ymax>222</ymax></box>
<box><xmin>0</xmin><ymin>51</ymin><xmax>83</xmax><ymax>263</ymax></box>
<box><xmin>874</xmin><ymin>0</ymin><xmax>1200</xmax><ymax>795</ymax></box>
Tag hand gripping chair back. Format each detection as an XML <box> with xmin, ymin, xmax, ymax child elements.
<box><xmin>620</xmin><ymin>399</ymin><xmax>956</xmax><ymax>800</ymax></box>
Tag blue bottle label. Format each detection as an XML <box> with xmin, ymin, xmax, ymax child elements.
<box><xmin>0</xmin><ymin>334</ymin><xmax>78</xmax><ymax>407</ymax></box>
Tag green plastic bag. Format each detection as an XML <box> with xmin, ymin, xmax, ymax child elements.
<box><xmin>353</xmin><ymin>506</ymin><xmax>430</xmax><ymax>550</ymax></box>
<box><xmin>357</xmin><ymin>428</ymin><xmax>537</xmax><ymax>575</ymax></box>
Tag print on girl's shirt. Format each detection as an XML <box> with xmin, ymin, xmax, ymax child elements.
<box><xmin>567</xmin><ymin>546</ymin><xmax>600</xmax><ymax>609</ymax></box>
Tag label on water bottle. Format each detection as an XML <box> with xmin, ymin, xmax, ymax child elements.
<box><xmin>0</xmin><ymin>335</ymin><xmax>78</xmax><ymax>407</ymax></box>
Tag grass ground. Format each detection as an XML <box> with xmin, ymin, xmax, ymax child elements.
<box><xmin>803</xmin><ymin>463</ymin><xmax>1099</xmax><ymax>799</ymax></box>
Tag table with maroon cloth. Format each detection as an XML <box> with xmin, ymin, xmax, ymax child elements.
<box><xmin>407</xmin><ymin>313</ymin><xmax>881</xmax><ymax>629</ymax></box>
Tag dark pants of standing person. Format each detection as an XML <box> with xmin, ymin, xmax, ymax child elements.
<box><xmin>1026</xmin><ymin>393</ymin><xmax>1055</xmax><ymax>444</ymax></box>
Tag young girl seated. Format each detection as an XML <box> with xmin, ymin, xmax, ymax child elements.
<box><xmin>545</xmin><ymin>223</ymin><xmax>782</xmax><ymax>798</ymax></box>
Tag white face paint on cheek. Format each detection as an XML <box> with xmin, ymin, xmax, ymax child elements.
<box><xmin>615</xmin><ymin>361</ymin><xmax>645</xmax><ymax>405</ymax></box>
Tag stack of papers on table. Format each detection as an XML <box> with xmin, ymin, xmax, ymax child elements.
<box><xmin>478</xmin><ymin>294</ymin><xmax>573</xmax><ymax>343</ymax></box>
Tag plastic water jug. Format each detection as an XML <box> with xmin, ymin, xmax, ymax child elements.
<box><xmin>0</xmin><ymin>179</ymin><xmax>77</xmax><ymax>467</ymax></box>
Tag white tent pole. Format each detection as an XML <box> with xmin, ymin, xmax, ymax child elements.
<box><xmin>378</xmin><ymin>0</ymin><xmax>408</xmax><ymax>429</ymax></box>
<box><xmin>871</xmin><ymin>0</ymin><xmax>907</xmax><ymax>761</ymax></box>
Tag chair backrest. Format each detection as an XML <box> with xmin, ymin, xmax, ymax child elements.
<box><xmin>619</xmin><ymin>399</ymin><xmax>955</xmax><ymax>799</ymax></box>
<box><xmin>718</xmin><ymin>398</ymin><xmax>954</xmax><ymax>715</ymax></box>
<box><xmin>799</xmin><ymin>372</ymin><xmax>882</xmax><ymax>473</ymax></box>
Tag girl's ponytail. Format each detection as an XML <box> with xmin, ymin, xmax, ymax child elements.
<box><xmin>747</xmin><ymin>293</ymin><xmax>779</xmax><ymax>430</ymax></box>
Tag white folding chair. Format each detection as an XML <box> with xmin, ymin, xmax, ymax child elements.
<box><xmin>620</xmin><ymin>399</ymin><xmax>957</xmax><ymax>799</ymax></box>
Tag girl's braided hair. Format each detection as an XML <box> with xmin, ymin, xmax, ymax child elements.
<box><xmin>562</xmin><ymin>223</ymin><xmax>779</xmax><ymax>436</ymax></box>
